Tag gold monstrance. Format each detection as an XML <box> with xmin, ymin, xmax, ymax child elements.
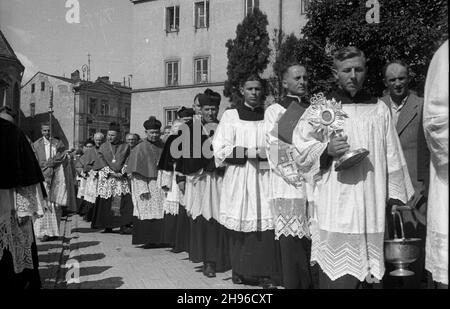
<box><xmin>307</xmin><ymin>93</ymin><xmax>369</xmax><ymax>171</ymax></box>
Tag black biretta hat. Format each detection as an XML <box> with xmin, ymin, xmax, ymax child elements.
<box><xmin>198</xmin><ymin>88</ymin><xmax>221</xmax><ymax>107</ymax></box>
<box><xmin>144</xmin><ymin>116</ymin><xmax>162</xmax><ymax>130</ymax></box>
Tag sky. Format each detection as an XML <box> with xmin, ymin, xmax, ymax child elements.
<box><xmin>0</xmin><ymin>0</ymin><xmax>133</xmax><ymax>85</ymax></box>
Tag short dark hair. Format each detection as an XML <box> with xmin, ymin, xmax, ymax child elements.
<box><xmin>240</xmin><ymin>74</ymin><xmax>264</xmax><ymax>87</ymax></box>
<box><xmin>0</xmin><ymin>105</ymin><xmax>17</xmax><ymax>119</ymax></box>
<box><xmin>281</xmin><ymin>62</ymin><xmax>307</xmax><ymax>79</ymax></box>
<box><xmin>333</xmin><ymin>46</ymin><xmax>366</xmax><ymax>69</ymax></box>
<box><xmin>382</xmin><ymin>60</ymin><xmax>410</xmax><ymax>78</ymax></box>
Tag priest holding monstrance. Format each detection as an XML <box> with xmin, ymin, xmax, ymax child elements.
<box><xmin>292</xmin><ymin>46</ymin><xmax>415</xmax><ymax>288</ymax></box>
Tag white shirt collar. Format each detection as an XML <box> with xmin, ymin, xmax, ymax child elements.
<box><xmin>286</xmin><ymin>94</ymin><xmax>304</xmax><ymax>102</ymax></box>
<box><xmin>390</xmin><ymin>94</ymin><xmax>409</xmax><ymax>112</ymax></box>
<box><xmin>244</xmin><ymin>102</ymin><xmax>257</xmax><ymax>111</ymax></box>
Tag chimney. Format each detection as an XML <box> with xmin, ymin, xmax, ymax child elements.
<box><xmin>71</xmin><ymin>70</ymin><xmax>81</xmax><ymax>81</ymax></box>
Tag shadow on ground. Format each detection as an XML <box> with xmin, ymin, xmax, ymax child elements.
<box><xmin>70</xmin><ymin>253</ymin><xmax>106</xmax><ymax>263</ymax></box>
<box><xmin>67</xmin><ymin>277</ymin><xmax>124</xmax><ymax>289</ymax></box>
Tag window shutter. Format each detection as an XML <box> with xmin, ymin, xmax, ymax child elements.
<box><xmin>164</xmin><ymin>7</ymin><xmax>167</xmax><ymax>32</ymax></box>
<box><xmin>175</xmin><ymin>6</ymin><xmax>180</xmax><ymax>29</ymax></box>
<box><xmin>193</xmin><ymin>2</ymin><xmax>196</xmax><ymax>28</ymax></box>
<box><xmin>205</xmin><ymin>0</ymin><xmax>209</xmax><ymax>28</ymax></box>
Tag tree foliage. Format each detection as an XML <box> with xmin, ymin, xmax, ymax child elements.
<box><xmin>274</xmin><ymin>0</ymin><xmax>448</xmax><ymax>97</ymax></box>
<box><xmin>224</xmin><ymin>8</ymin><xmax>270</xmax><ymax>104</ymax></box>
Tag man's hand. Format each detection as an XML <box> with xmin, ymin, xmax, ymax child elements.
<box><xmin>178</xmin><ymin>181</ymin><xmax>186</xmax><ymax>194</ymax></box>
<box><xmin>327</xmin><ymin>134</ymin><xmax>350</xmax><ymax>157</ymax></box>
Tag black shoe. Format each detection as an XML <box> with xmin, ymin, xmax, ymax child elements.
<box><xmin>259</xmin><ymin>277</ymin><xmax>278</xmax><ymax>290</ymax></box>
<box><xmin>120</xmin><ymin>226</ymin><xmax>133</xmax><ymax>235</ymax></box>
<box><xmin>102</xmin><ymin>228</ymin><xmax>114</xmax><ymax>233</ymax></box>
<box><xmin>203</xmin><ymin>262</ymin><xmax>216</xmax><ymax>278</ymax></box>
<box><xmin>232</xmin><ymin>272</ymin><xmax>244</xmax><ymax>284</ymax></box>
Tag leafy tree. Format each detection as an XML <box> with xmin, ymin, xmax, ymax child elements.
<box><xmin>224</xmin><ymin>8</ymin><xmax>271</xmax><ymax>105</ymax></box>
<box><xmin>274</xmin><ymin>0</ymin><xmax>448</xmax><ymax>97</ymax></box>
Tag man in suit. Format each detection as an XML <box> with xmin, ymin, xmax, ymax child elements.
<box><xmin>381</xmin><ymin>60</ymin><xmax>430</xmax><ymax>288</ymax></box>
<box><xmin>33</xmin><ymin>122</ymin><xmax>67</xmax><ymax>241</ymax></box>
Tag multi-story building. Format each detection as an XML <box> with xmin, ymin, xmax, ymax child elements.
<box><xmin>20</xmin><ymin>70</ymin><xmax>131</xmax><ymax>148</ymax></box>
<box><xmin>0</xmin><ymin>30</ymin><xmax>24</xmax><ymax>122</ymax></box>
<box><xmin>129</xmin><ymin>0</ymin><xmax>310</xmax><ymax>132</ymax></box>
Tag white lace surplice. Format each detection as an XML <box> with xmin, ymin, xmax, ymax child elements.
<box><xmin>97</xmin><ymin>166</ymin><xmax>130</xmax><ymax>199</ymax></box>
<box><xmin>84</xmin><ymin>170</ymin><xmax>99</xmax><ymax>204</ymax></box>
<box><xmin>213</xmin><ymin>109</ymin><xmax>273</xmax><ymax>232</ymax></box>
<box><xmin>131</xmin><ymin>173</ymin><xmax>164</xmax><ymax>220</ymax></box>
<box><xmin>184</xmin><ymin>171</ymin><xmax>222</xmax><ymax>221</ymax></box>
<box><xmin>157</xmin><ymin>170</ymin><xmax>180</xmax><ymax>216</ymax></box>
<box><xmin>423</xmin><ymin>40</ymin><xmax>449</xmax><ymax>285</ymax></box>
<box><xmin>265</xmin><ymin>103</ymin><xmax>311</xmax><ymax>240</ymax></box>
<box><xmin>293</xmin><ymin>101</ymin><xmax>414</xmax><ymax>281</ymax></box>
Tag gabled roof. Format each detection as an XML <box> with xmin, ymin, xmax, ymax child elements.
<box><xmin>21</xmin><ymin>71</ymin><xmax>76</xmax><ymax>88</ymax></box>
<box><xmin>0</xmin><ymin>30</ymin><xmax>24</xmax><ymax>69</ymax></box>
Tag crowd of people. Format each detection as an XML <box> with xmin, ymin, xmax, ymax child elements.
<box><xmin>0</xmin><ymin>42</ymin><xmax>448</xmax><ymax>289</ymax></box>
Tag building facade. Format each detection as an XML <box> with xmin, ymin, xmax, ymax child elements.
<box><xmin>130</xmin><ymin>0</ymin><xmax>309</xmax><ymax>132</ymax></box>
<box><xmin>0</xmin><ymin>30</ymin><xmax>24</xmax><ymax>123</ymax></box>
<box><xmin>20</xmin><ymin>71</ymin><xmax>131</xmax><ymax>148</ymax></box>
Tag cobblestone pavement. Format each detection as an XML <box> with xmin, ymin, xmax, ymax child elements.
<box><xmin>37</xmin><ymin>214</ymin><xmax>259</xmax><ymax>289</ymax></box>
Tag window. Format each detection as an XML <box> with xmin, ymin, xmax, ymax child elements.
<box><xmin>100</xmin><ymin>100</ymin><xmax>110</xmax><ymax>116</ymax></box>
<box><xmin>165</xmin><ymin>6</ymin><xmax>180</xmax><ymax>32</ymax></box>
<box><xmin>165</xmin><ymin>61</ymin><xmax>180</xmax><ymax>86</ymax></box>
<box><xmin>194</xmin><ymin>1</ymin><xmax>209</xmax><ymax>29</ymax></box>
<box><xmin>194</xmin><ymin>57</ymin><xmax>209</xmax><ymax>84</ymax></box>
<box><xmin>124</xmin><ymin>106</ymin><xmax>130</xmax><ymax>119</ymax></box>
<box><xmin>301</xmin><ymin>0</ymin><xmax>310</xmax><ymax>15</ymax></box>
<box><xmin>164</xmin><ymin>107</ymin><xmax>179</xmax><ymax>126</ymax></box>
<box><xmin>30</xmin><ymin>102</ymin><xmax>35</xmax><ymax>117</ymax></box>
<box><xmin>89</xmin><ymin>98</ymin><xmax>97</xmax><ymax>114</ymax></box>
<box><xmin>41</xmin><ymin>82</ymin><xmax>45</xmax><ymax>91</ymax></box>
<box><xmin>31</xmin><ymin>84</ymin><xmax>35</xmax><ymax>93</ymax></box>
<box><xmin>245</xmin><ymin>0</ymin><xmax>259</xmax><ymax>15</ymax></box>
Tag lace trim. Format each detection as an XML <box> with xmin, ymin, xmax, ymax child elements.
<box><xmin>311</xmin><ymin>229</ymin><xmax>385</xmax><ymax>281</ymax></box>
<box><xmin>219</xmin><ymin>215</ymin><xmax>274</xmax><ymax>233</ymax></box>
<box><xmin>163</xmin><ymin>200</ymin><xmax>179</xmax><ymax>215</ymax></box>
<box><xmin>426</xmin><ymin>231</ymin><xmax>448</xmax><ymax>285</ymax></box>
<box><xmin>10</xmin><ymin>216</ymin><xmax>34</xmax><ymax>273</ymax></box>
<box><xmin>15</xmin><ymin>186</ymin><xmax>40</xmax><ymax>217</ymax></box>
<box><xmin>272</xmin><ymin>198</ymin><xmax>311</xmax><ymax>240</ymax></box>
<box><xmin>0</xmin><ymin>218</ymin><xmax>13</xmax><ymax>261</ymax></box>
<box><xmin>131</xmin><ymin>175</ymin><xmax>164</xmax><ymax>220</ymax></box>
<box><xmin>158</xmin><ymin>170</ymin><xmax>173</xmax><ymax>191</ymax></box>
<box><xmin>295</xmin><ymin>142</ymin><xmax>328</xmax><ymax>185</ymax></box>
<box><xmin>388</xmin><ymin>166</ymin><xmax>415</xmax><ymax>203</ymax></box>
<box><xmin>97</xmin><ymin>166</ymin><xmax>130</xmax><ymax>199</ymax></box>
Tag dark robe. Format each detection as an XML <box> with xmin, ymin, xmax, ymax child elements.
<box><xmin>224</xmin><ymin>103</ymin><xmax>282</xmax><ymax>284</ymax></box>
<box><xmin>76</xmin><ymin>147</ymin><xmax>100</xmax><ymax>220</ymax></box>
<box><xmin>0</xmin><ymin>118</ymin><xmax>44</xmax><ymax>189</ymax></box>
<box><xmin>127</xmin><ymin>139</ymin><xmax>165</xmax><ymax>245</ymax></box>
<box><xmin>158</xmin><ymin>132</ymin><xmax>190</xmax><ymax>252</ymax></box>
<box><xmin>91</xmin><ymin>141</ymin><xmax>133</xmax><ymax>230</ymax></box>
<box><xmin>174</xmin><ymin>119</ymin><xmax>229</xmax><ymax>271</ymax></box>
<box><xmin>0</xmin><ymin>118</ymin><xmax>43</xmax><ymax>289</ymax></box>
